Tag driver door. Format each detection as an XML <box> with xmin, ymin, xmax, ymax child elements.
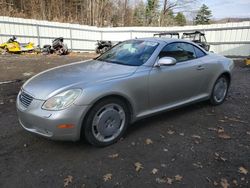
<box><xmin>148</xmin><ymin>42</ymin><xmax>205</xmax><ymax>110</ymax></box>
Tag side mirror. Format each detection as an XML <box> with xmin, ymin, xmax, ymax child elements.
<box><xmin>156</xmin><ymin>57</ymin><xmax>177</xmax><ymax>67</ymax></box>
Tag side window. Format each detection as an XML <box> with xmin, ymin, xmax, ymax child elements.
<box><xmin>194</xmin><ymin>46</ymin><xmax>206</xmax><ymax>58</ymax></box>
<box><xmin>159</xmin><ymin>42</ymin><xmax>196</xmax><ymax>62</ymax></box>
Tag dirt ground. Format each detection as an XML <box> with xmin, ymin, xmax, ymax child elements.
<box><xmin>0</xmin><ymin>54</ymin><xmax>249</xmax><ymax>188</ymax></box>
<box><xmin>0</xmin><ymin>53</ymin><xmax>97</xmax><ymax>82</ymax></box>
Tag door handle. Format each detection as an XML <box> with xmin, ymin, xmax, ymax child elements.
<box><xmin>196</xmin><ymin>65</ymin><xmax>205</xmax><ymax>70</ymax></box>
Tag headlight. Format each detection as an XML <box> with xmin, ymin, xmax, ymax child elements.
<box><xmin>42</xmin><ymin>89</ymin><xmax>82</xmax><ymax>111</ymax></box>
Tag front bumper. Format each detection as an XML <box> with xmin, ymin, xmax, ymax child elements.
<box><xmin>16</xmin><ymin>93</ymin><xmax>89</xmax><ymax>141</ymax></box>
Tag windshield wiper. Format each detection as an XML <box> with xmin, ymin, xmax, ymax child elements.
<box><xmin>98</xmin><ymin>59</ymin><xmax>123</xmax><ymax>65</ymax></box>
<box><xmin>97</xmin><ymin>59</ymin><xmax>138</xmax><ymax>66</ymax></box>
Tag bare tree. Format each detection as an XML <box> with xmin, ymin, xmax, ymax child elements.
<box><xmin>0</xmin><ymin>0</ymin><xmax>198</xmax><ymax>27</ymax></box>
<box><xmin>159</xmin><ymin>0</ymin><xmax>198</xmax><ymax>26</ymax></box>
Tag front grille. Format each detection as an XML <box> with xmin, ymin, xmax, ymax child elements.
<box><xmin>19</xmin><ymin>91</ymin><xmax>33</xmax><ymax>108</ymax></box>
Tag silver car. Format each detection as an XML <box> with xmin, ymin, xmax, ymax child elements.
<box><xmin>16</xmin><ymin>38</ymin><xmax>234</xmax><ymax>146</ymax></box>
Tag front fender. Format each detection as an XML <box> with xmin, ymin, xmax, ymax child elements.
<box><xmin>74</xmin><ymin>69</ymin><xmax>150</xmax><ymax>121</ymax></box>
<box><xmin>74</xmin><ymin>81</ymin><xmax>136</xmax><ymax>116</ymax></box>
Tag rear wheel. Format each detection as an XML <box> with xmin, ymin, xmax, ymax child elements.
<box><xmin>83</xmin><ymin>98</ymin><xmax>130</xmax><ymax>147</ymax></box>
<box><xmin>210</xmin><ymin>76</ymin><xmax>229</xmax><ymax>105</ymax></box>
<box><xmin>102</xmin><ymin>46</ymin><xmax>109</xmax><ymax>53</ymax></box>
<box><xmin>95</xmin><ymin>47</ymin><xmax>100</xmax><ymax>54</ymax></box>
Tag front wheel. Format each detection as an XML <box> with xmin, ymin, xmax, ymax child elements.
<box><xmin>83</xmin><ymin>98</ymin><xmax>130</xmax><ymax>147</ymax></box>
<box><xmin>95</xmin><ymin>47</ymin><xmax>100</xmax><ymax>54</ymax></box>
<box><xmin>210</xmin><ymin>76</ymin><xmax>229</xmax><ymax>105</ymax></box>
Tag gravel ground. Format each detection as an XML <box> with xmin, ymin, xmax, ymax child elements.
<box><xmin>0</xmin><ymin>55</ymin><xmax>249</xmax><ymax>188</ymax></box>
<box><xmin>0</xmin><ymin>53</ymin><xmax>96</xmax><ymax>81</ymax></box>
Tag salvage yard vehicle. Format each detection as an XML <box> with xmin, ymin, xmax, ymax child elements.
<box><xmin>95</xmin><ymin>40</ymin><xmax>112</xmax><ymax>54</ymax></box>
<box><xmin>245</xmin><ymin>58</ymin><xmax>250</xmax><ymax>66</ymax></box>
<box><xmin>181</xmin><ymin>31</ymin><xmax>210</xmax><ymax>51</ymax></box>
<box><xmin>42</xmin><ymin>37</ymin><xmax>68</xmax><ymax>55</ymax></box>
<box><xmin>0</xmin><ymin>36</ymin><xmax>35</xmax><ymax>53</ymax></box>
<box><xmin>16</xmin><ymin>38</ymin><xmax>234</xmax><ymax>147</ymax></box>
<box><xmin>153</xmin><ymin>32</ymin><xmax>180</xmax><ymax>39</ymax></box>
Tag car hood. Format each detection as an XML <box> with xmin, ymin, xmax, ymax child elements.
<box><xmin>22</xmin><ymin>60</ymin><xmax>138</xmax><ymax>100</ymax></box>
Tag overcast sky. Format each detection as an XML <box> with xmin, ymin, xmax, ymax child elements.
<box><xmin>139</xmin><ymin>0</ymin><xmax>250</xmax><ymax>19</ymax></box>
<box><xmin>200</xmin><ymin>0</ymin><xmax>250</xmax><ymax>19</ymax></box>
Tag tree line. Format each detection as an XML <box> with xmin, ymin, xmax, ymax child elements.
<box><xmin>0</xmin><ymin>0</ymin><xmax>212</xmax><ymax>26</ymax></box>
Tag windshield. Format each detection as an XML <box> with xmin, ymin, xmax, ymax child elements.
<box><xmin>97</xmin><ymin>40</ymin><xmax>159</xmax><ymax>66</ymax></box>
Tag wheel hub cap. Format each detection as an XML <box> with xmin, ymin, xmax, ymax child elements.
<box><xmin>92</xmin><ymin>104</ymin><xmax>125</xmax><ymax>142</ymax></box>
<box><xmin>214</xmin><ymin>78</ymin><xmax>228</xmax><ymax>102</ymax></box>
<box><xmin>97</xmin><ymin>109</ymin><xmax>121</xmax><ymax>137</ymax></box>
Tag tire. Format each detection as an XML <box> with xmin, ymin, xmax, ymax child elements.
<box><xmin>52</xmin><ymin>38</ymin><xmax>63</xmax><ymax>49</ymax></box>
<box><xmin>62</xmin><ymin>44</ymin><xmax>68</xmax><ymax>55</ymax></box>
<box><xmin>210</xmin><ymin>75</ymin><xmax>229</xmax><ymax>105</ymax></box>
<box><xmin>42</xmin><ymin>45</ymin><xmax>52</xmax><ymax>55</ymax></box>
<box><xmin>95</xmin><ymin>47</ymin><xmax>100</xmax><ymax>54</ymax></box>
<box><xmin>102</xmin><ymin>46</ymin><xmax>110</xmax><ymax>53</ymax></box>
<box><xmin>83</xmin><ymin>98</ymin><xmax>130</xmax><ymax>147</ymax></box>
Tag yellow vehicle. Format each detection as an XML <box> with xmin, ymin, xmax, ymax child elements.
<box><xmin>245</xmin><ymin>58</ymin><xmax>250</xmax><ymax>65</ymax></box>
<box><xmin>0</xmin><ymin>36</ymin><xmax>35</xmax><ymax>53</ymax></box>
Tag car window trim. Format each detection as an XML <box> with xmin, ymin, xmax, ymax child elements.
<box><xmin>158</xmin><ymin>41</ymin><xmax>207</xmax><ymax>63</ymax></box>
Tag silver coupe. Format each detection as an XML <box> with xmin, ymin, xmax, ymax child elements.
<box><xmin>16</xmin><ymin>38</ymin><xmax>234</xmax><ymax>146</ymax></box>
